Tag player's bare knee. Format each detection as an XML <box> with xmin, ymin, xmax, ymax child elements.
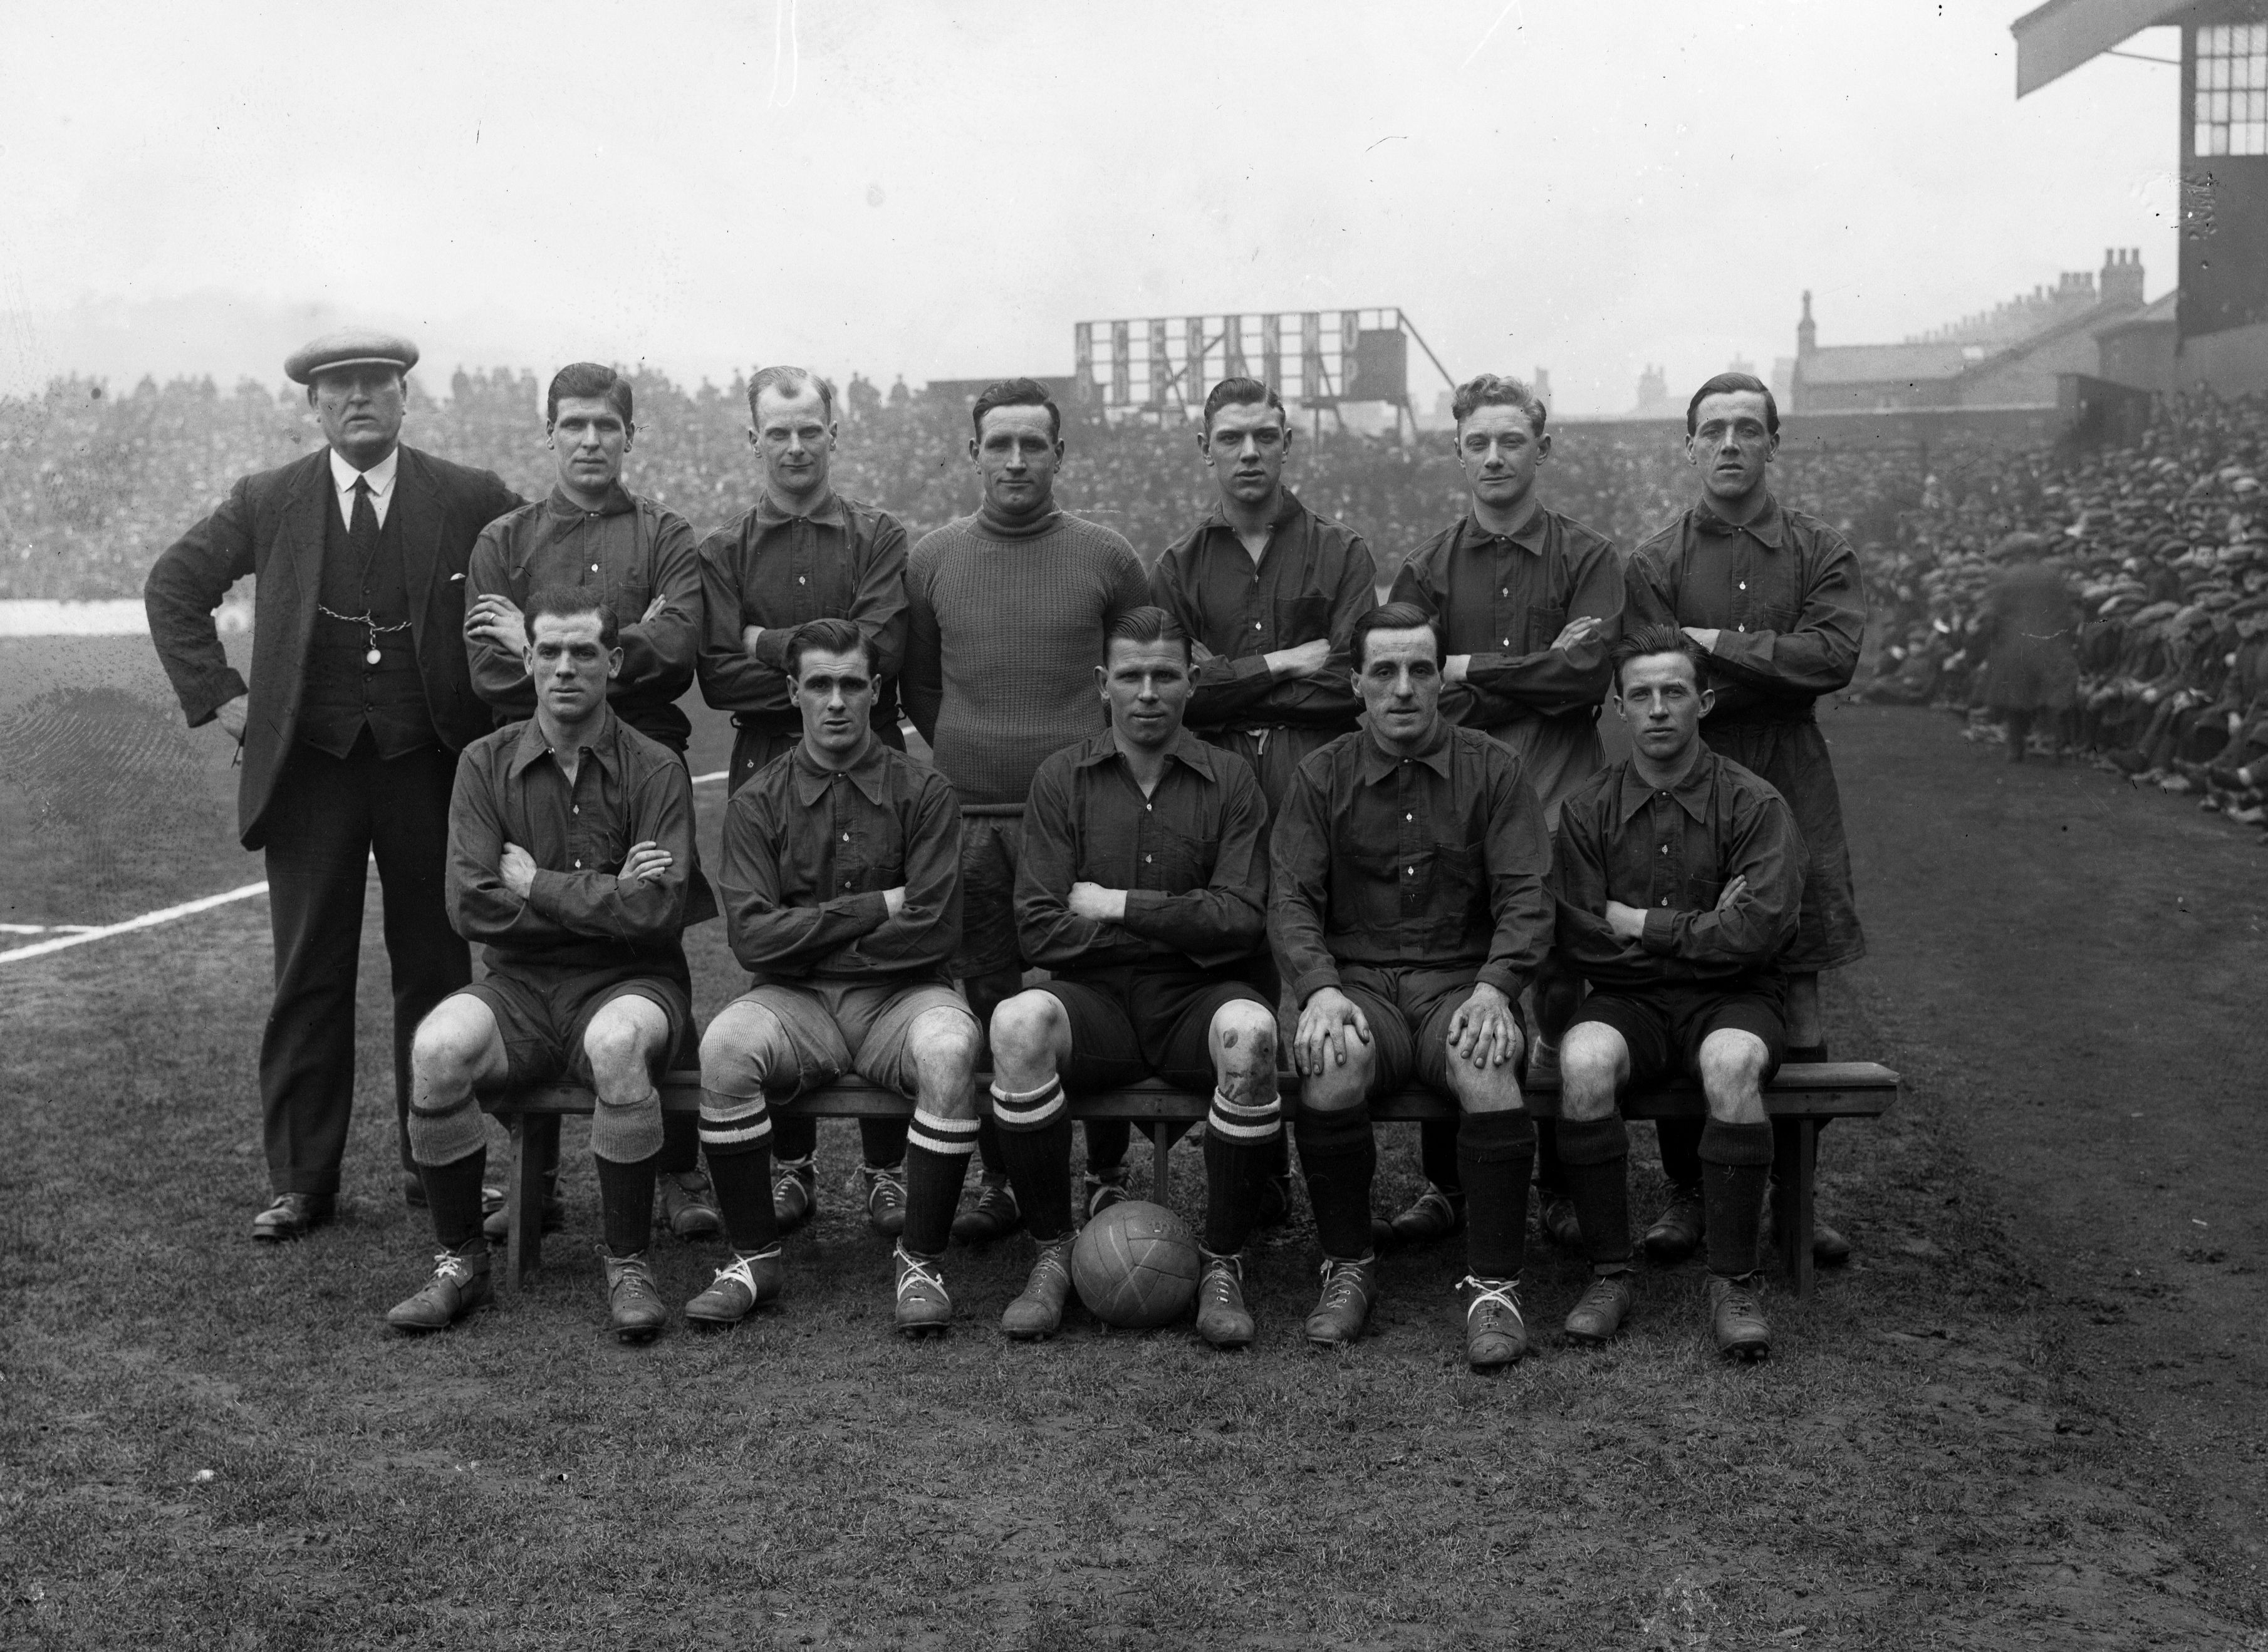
<box><xmin>908</xmin><ymin>1007</ymin><xmax>982</xmax><ymax>1110</ymax></box>
<box><xmin>987</xmin><ymin>990</ymin><xmax>1063</xmax><ymax>1077</ymax></box>
<box><xmin>700</xmin><ymin>1002</ymin><xmax>780</xmax><ymax>1093</ymax></box>
<box><xmin>583</xmin><ymin>1009</ymin><xmax>657</xmax><ymax>1089</ymax></box>
<box><xmin>1303</xmin><ymin>1038</ymin><xmax>1373</xmax><ymax>1112</ymax></box>
<box><xmin>1558</xmin><ymin>1025</ymin><xmax>1623</xmax><ymax>1120</ymax></box>
<box><xmin>1451</xmin><ymin>1059</ymin><xmax>1524</xmax><ymax>1116</ymax></box>
<box><xmin>1210</xmin><ymin>1000</ymin><xmax>1277</xmax><ymax>1092</ymax></box>
<box><xmin>411</xmin><ymin>1000</ymin><xmax>487</xmax><ymax>1085</ymax></box>
<box><xmin>1698</xmin><ymin>1030</ymin><xmax>1770</xmax><ymax>1123</ymax></box>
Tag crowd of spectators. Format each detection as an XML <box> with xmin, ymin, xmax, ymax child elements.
<box><xmin>0</xmin><ymin>363</ymin><xmax>1923</xmax><ymax>601</ymax></box>
<box><xmin>9</xmin><ymin>362</ymin><xmax>2264</xmax><ymax>831</ymax></box>
<box><xmin>1852</xmin><ymin>392</ymin><xmax>2268</xmax><ymax>831</ymax></box>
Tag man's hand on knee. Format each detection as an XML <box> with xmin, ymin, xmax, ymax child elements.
<box><xmin>1293</xmin><ymin>987</ymin><xmax>1370</xmax><ymax>1078</ymax></box>
<box><xmin>1446</xmin><ymin>983</ymin><xmax>1521</xmax><ymax>1070</ymax></box>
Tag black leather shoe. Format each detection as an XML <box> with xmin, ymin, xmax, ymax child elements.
<box><xmin>1386</xmin><ymin>1183</ymin><xmax>1464</xmax><ymax>1245</ymax></box>
<box><xmin>402</xmin><ymin>1172</ymin><xmax>428</xmax><ymax>1210</ymax></box>
<box><xmin>1539</xmin><ymin>1195</ymin><xmax>1584</xmax><ymax>1250</ymax></box>
<box><xmin>1643</xmin><ymin>1185</ymin><xmax>1705</xmax><ymax>1263</ymax></box>
<box><xmin>950</xmin><ymin>1180</ymin><xmax>1022</xmax><ymax>1244</ymax></box>
<box><xmin>252</xmin><ymin>1192</ymin><xmax>333</xmax><ymax>1243</ymax></box>
<box><xmin>481</xmin><ymin>1178</ymin><xmax>565</xmax><ymax>1244</ymax></box>
<box><xmin>387</xmin><ymin>1248</ymin><xmax>492</xmax><ymax>1333</ymax></box>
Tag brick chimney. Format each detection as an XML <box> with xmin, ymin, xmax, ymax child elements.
<box><xmin>2100</xmin><ymin>246</ymin><xmax>2145</xmax><ymax>308</ymax></box>
<box><xmin>1797</xmin><ymin>290</ymin><xmax>1816</xmax><ymax>357</ymax></box>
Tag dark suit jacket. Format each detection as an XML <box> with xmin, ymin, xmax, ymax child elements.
<box><xmin>145</xmin><ymin>444</ymin><xmax>523</xmax><ymax>849</ymax></box>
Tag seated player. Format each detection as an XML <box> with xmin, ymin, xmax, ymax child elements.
<box><xmin>986</xmin><ymin>607</ymin><xmax>1279</xmax><ymax>1346</ymax></box>
<box><xmin>1269</xmin><ymin>602</ymin><xmax>1554</xmax><ymax>1368</ymax></box>
<box><xmin>693</xmin><ymin>617</ymin><xmax>982</xmax><ymax>1336</ymax></box>
<box><xmin>1548</xmin><ymin>625</ymin><xmax>1804</xmax><ymax>1360</ymax></box>
<box><xmin>388</xmin><ymin>587</ymin><xmax>698</xmax><ymax>1343</ymax></box>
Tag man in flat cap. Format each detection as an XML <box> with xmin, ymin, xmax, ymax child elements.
<box><xmin>146</xmin><ymin>330</ymin><xmax>524</xmax><ymax>1241</ymax></box>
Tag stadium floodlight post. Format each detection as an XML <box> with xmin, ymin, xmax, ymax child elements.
<box><xmin>1395</xmin><ymin>307</ymin><xmax>1459</xmax><ymax>413</ymax></box>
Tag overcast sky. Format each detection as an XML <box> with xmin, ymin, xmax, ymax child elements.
<box><xmin>0</xmin><ymin>1</ymin><xmax>2182</xmax><ymax>413</ymax></box>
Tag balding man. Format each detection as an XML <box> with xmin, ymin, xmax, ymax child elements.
<box><xmin>697</xmin><ymin>365</ymin><xmax>915</xmax><ymax>1238</ymax></box>
<box><xmin>147</xmin><ymin>331</ymin><xmax>522</xmax><ymax>1241</ymax></box>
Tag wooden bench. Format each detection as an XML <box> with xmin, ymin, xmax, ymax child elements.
<box><xmin>485</xmin><ymin>1061</ymin><xmax>1898</xmax><ymax>1298</ymax></box>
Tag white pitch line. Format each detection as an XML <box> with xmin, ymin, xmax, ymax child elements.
<box><xmin>692</xmin><ymin>771</ymin><xmax>726</xmax><ymax>785</ymax></box>
<box><xmin>0</xmin><ymin>881</ymin><xmax>270</xmax><ymax>967</ymax></box>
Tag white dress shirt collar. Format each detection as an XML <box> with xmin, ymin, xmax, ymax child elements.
<box><xmin>328</xmin><ymin>445</ymin><xmax>401</xmax><ymax>528</ymax></box>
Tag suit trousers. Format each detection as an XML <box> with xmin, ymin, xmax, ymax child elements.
<box><xmin>259</xmin><ymin>733</ymin><xmax>469</xmax><ymax>1197</ymax></box>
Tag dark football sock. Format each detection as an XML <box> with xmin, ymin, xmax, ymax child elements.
<box><xmin>654</xmin><ymin>1108</ymin><xmax>700</xmax><ymax>1176</ymax></box>
<box><xmin>1457</xmin><ymin>1110</ymin><xmax>1536</xmax><ymax>1281</ymax></box>
<box><xmin>860</xmin><ymin>1115</ymin><xmax>910</xmax><ymax>1171</ymax></box>
<box><xmin>769</xmin><ymin>1112</ymin><xmax>818</xmax><ymax>1165</ymax></box>
<box><xmin>1700</xmin><ymin>1120</ymin><xmax>1774</xmax><ymax>1277</ymax></box>
<box><xmin>1295</xmin><ymin>1103</ymin><xmax>1377</xmax><ymax>1260</ymax></box>
<box><xmin>705</xmin><ymin>1146</ymin><xmax>779</xmax><ymax>1254</ymax></box>
<box><xmin>594</xmin><ymin>1151</ymin><xmax>660</xmax><ymax>1256</ymax></box>
<box><xmin>1418</xmin><ymin>1116</ymin><xmax>1463</xmax><ymax>1196</ymax></box>
<box><xmin>1554</xmin><ymin>1116</ymin><xmax>1631</xmax><ymax>1270</ymax></box>
<box><xmin>902</xmin><ymin>1107</ymin><xmax>979</xmax><ymax>1257</ymax></box>
<box><xmin>1533</xmin><ymin>1117</ymin><xmax>1566</xmax><ymax>1195</ymax></box>
<box><xmin>1262</xmin><ymin>1129</ymin><xmax>1292</xmax><ymax>1188</ymax></box>
<box><xmin>1084</xmin><ymin>1119</ymin><xmax>1131</xmax><ymax>1181</ymax></box>
<box><xmin>421</xmin><ymin>1150</ymin><xmax>487</xmax><ymax>1252</ymax></box>
<box><xmin>991</xmin><ymin>1078</ymin><xmax>1074</xmax><ymax>1242</ymax></box>
<box><xmin>975</xmin><ymin>1115</ymin><xmax>1007</xmax><ymax>1180</ymax></box>
<box><xmin>1656</xmin><ymin>1116</ymin><xmax>1705</xmax><ymax>1190</ymax></box>
<box><xmin>1202</xmin><ymin>1130</ymin><xmax>1269</xmax><ymax>1256</ymax></box>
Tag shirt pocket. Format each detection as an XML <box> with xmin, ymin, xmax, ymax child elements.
<box><xmin>611</xmin><ymin>570</ymin><xmax>653</xmax><ymax>628</ymax></box>
<box><xmin>1524</xmin><ymin>598</ymin><xmax>1569</xmax><ymax>655</ymax></box>
<box><xmin>1148</xmin><ymin>823</ymin><xmax>1214</xmax><ymax>894</ymax></box>
<box><xmin>1273</xmin><ymin>593</ymin><xmax>1331</xmax><ymax>647</ymax></box>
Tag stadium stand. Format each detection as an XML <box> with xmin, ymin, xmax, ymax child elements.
<box><xmin>1850</xmin><ymin>390</ymin><xmax>2268</xmax><ymax>829</ymax></box>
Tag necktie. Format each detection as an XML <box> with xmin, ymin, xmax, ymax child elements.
<box><xmin>350</xmin><ymin>475</ymin><xmax>380</xmax><ymax>556</ymax></box>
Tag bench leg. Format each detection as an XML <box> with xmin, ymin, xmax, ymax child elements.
<box><xmin>508</xmin><ymin>1113</ymin><xmax>553</xmax><ymax>1287</ymax></box>
<box><xmin>1774</xmin><ymin>1118</ymin><xmax>1818</xmax><ymax>1300</ymax></box>
<box><xmin>1151</xmin><ymin>1123</ymin><xmax>1172</xmax><ymax>1205</ymax></box>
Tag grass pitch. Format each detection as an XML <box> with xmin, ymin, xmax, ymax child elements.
<box><xmin>3</xmin><ymin>648</ymin><xmax>2262</xmax><ymax>1648</ymax></box>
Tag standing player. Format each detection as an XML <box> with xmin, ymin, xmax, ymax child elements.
<box><xmin>1148</xmin><ymin>374</ymin><xmax>1376</xmax><ymax>1223</ymax></box>
<box><xmin>697</xmin><ymin>365</ymin><xmax>914</xmax><ymax>1237</ymax></box>
<box><xmin>986</xmin><ymin>608</ymin><xmax>1279</xmax><ymax>1347</ymax></box>
<box><xmin>145</xmin><ymin>330</ymin><xmax>523</xmax><ymax>1241</ymax></box>
<box><xmin>1270</xmin><ymin>603</ymin><xmax>1555</xmax><ymax>1367</ymax></box>
<box><xmin>1148</xmin><ymin>376</ymin><xmax>1377</xmax><ymax>808</ymax></box>
<box><xmin>1548</xmin><ymin>626</ymin><xmax>1804</xmax><ymax>1359</ymax></box>
<box><xmin>387</xmin><ymin>588</ymin><xmax>697</xmax><ymax>1341</ymax></box>
<box><xmin>1389</xmin><ymin>373</ymin><xmax>1624</xmax><ymax>1252</ymax></box>
<box><xmin>462</xmin><ymin>361</ymin><xmax>719</xmax><ymax>1247</ymax></box>
<box><xmin>903</xmin><ymin>378</ymin><xmax>1151</xmax><ymax>1238</ymax></box>
<box><xmin>1626</xmin><ymin>373</ymin><xmax>1866</xmax><ymax>1266</ymax></box>
<box><xmin>690</xmin><ymin>618</ymin><xmax>982</xmax><ymax>1336</ymax></box>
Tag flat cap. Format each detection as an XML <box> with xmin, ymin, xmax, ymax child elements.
<box><xmin>285</xmin><ymin>328</ymin><xmax>419</xmax><ymax>385</ymax></box>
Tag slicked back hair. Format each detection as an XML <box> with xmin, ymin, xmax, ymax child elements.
<box><xmin>784</xmin><ymin>615</ymin><xmax>874</xmax><ymax>680</ymax></box>
<box><xmin>749</xmin><ymin>365</ymin><xmax>837</xmax><ymax>423</ymax></box>
<box><xmin>1685</xmin><ymin>371</ymin><xmax>1779</xmax><ymax>437</ymax></box>
<box><xmin>1450</xmin><ymin>373</ymin><xmax>1547</xmax><ymax>437</ymax></box>
<box><xmin>1611</xmin><ymin>622</ymin><xmax>1710</xmax><ymax>692</ymax></box>
<box><xmin>1201</xmin><ymin>376</ymin><xmax>1287</xmax><ymax>436</ymax></box>
<box><xmin>546</xmin><ymin>361</ymin><xmax>633</xmax><ymax>429</ymax></box>
<box><xmin>970</xmin><ymin>377</ymin><xmax>1061</xmax><ymax>443</ymax></box>
<box><xmin>523</xmin><ymin>583</ymin><xmax>620</xmax><ymax>650</ymax></box>
<box><xmin>1351</xmin><ymin>600</ymin><xmax>1444</xmax><ymax>670</ymax></box>
<box><xmin>1105</xmin><ymin>605</ymin><xmax>1192</xmax><ymax>663</ymax></box>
